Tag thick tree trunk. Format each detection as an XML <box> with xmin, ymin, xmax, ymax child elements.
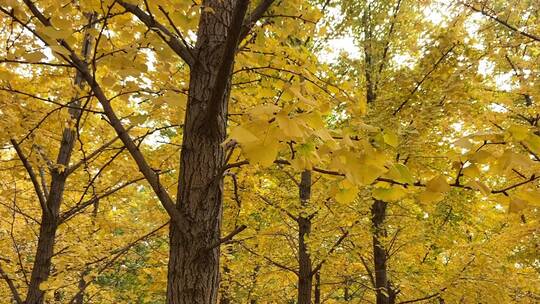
<box><xmin>167</xmin><ymin>1</ymin><xmax>236</xmax><ymax>303</ymax></box>
<box><xmin>297</xmin><ymin>170</ymin><xmax>313</xmax><ymax>304</ymax></box>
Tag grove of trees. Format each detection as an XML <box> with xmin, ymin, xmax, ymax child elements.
<box><xmin>0</xmin><ymin>0</ymin><xmax>538</xmax><ymax>303</ymax></box>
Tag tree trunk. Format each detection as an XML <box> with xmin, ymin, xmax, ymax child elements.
<box><xmin>23</xmin><ymin>14</ymin><xmax>95</xmax><ymax>304</ymax></box>
<box><xmin>314</xmin><ymin>270</ymin><xmax>321</xmax><ymax>304</ymax></box>
<box><xmin>167</xmin><ymin>1</ymin><xmax>237</xmax><ymax>303</ymax></box>
<box><xmin>371</xmin><ymin>200</ymin><xmax>395</xmax><ymax>304</ymax></box>
<box><xmin>297</xmin><ymin>170</ymin><xmax>313</xmax><ymax>304</ymax></box>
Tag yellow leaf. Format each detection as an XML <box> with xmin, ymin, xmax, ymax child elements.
<box><xmin>39</xmin><ymin>281</ymin><xmax>50</xmax><ymax>291</ymax></box>
<box><xmin>515</xmin><ymin>188</ymin><xmax>540</xmax><ymax>206</ymax></box>
<box><xmin>230</xmin><ymin>125</ymin><xmax>258</xmax><ymax>145</ymax></box>
<box><xmin>508</xmin><ymin>124</ymin><xmax>529</xmax><ymax>141</ymax></box>
<box><xmin>426</xmin><ymin>175</ymin><xmax>450</xmax><ymax>193</ymax></box>
<box><xmin>508</xmin><ymin>198</ymin><xmax>527</xmax><ymax>213</ymax></box>
<box><xmin>49</xmin><ymin>45</ymin><xmax>71</xmax><ymax>56</ymax></box>
<box><xmin>524</xmin><ymin>134</ymin><xmax>540</xmax><ymax>155</ymax></box>
<box><xmin>383</xmin><ymin>130</ymin><xmax>398</xmax><ymax>147</ymax></box>
<box><xmin>386</xmin><ymin>163</ymin><xmax>415</xmax><ymax>185</ymax></box>
<box><xmin>466</xmin><ymin>180</ymin><xmax>490</xmax><ymax>196</ymax></box>
<box><xmin>24</xmin><ymin>51</ymin><xmax>46</xmax><ymax>62</ymax></box>
<box><xmin>462</xmin><ymin>164</ymin><xmax>481</xmax><ymax>178</ymax></box>
<box><xmin>418</xmin><ymin>191</ymin><xmax>444</xmax><ymax>203</ymax></box>
<box><xmin>276</xmin><ymin>114</ymin><xmax>303</xmax><ymax>138</ymax></box>
<box><xmin>130</xmin><ymin>114</ymin><xmax>148</xmax><ymax>124</ymax></box>
<box><xmin>243</xmin><ymin>141</ymin><xmax>279</xmax><ymax>168</ymax></box>
<box><xmin>41</xmin><ymin>26</ymin><xmax>70</xmax><ymax>40</ymax></box>
<box><xmin>335</xmin><ymin>180</ymin><xmax>358</xmax><ymax>204</ymax></box>
<box><xmin>372</xmin><ymin>186</ymin><xmax>406</xmax><ymax>202</ymax></box>
<box><xmin>289</xmin><ymin>85</ymin><xmax>315</xmax><ymax>105</ymax></box>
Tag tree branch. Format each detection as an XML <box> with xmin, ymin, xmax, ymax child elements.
<box><xmin>10</xmin><ymin>139</ymin><xmax>48</xmax><ymax>214</ymax></box>
<box><xmin>207</xmin><ymin>224</ymin><xmax>248</xmax><ymax>250</ymax></box>
<box><xmin>0</xmin><ymin>264</ymin><xmax>23</xmax><ymax>304</ymax></box>
<box><xmin>461</xmin><ymin>1</ymin><xmax>540</xmax><ymax>42</ymax></box>
<box><xmin>116</xmin><ymin>0</ymin><xmax>195</xmax><ymax>66</ymax></box>
<box><xmin>203</xmin><ymin>0</ymin><xmax>251</xmax><ymax>130</ymax></box>
<box><xmin>239</xmin><ymin>0</ymin><xmax>276</xmax><ymax>41</ymax></box>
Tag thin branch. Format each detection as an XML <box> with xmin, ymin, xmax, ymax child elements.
<box><xmin>398</xmin><ymin>288</ymin><xmax>447</xmax><ymax>304</ymax></box>
<box><xmin>312</xmin><ymin>230</ymin><xmax>349</xmax><ymax>274</ymax></box>
<box><xmin>66</xmin><ymin>127</ymin><xmax>134</xmax><ymax>175</ymax></box>
<box><xmin>207</xmin><ymin>224</ymin><xmax>248</xmax><ymax>250</ymax></box>
<box><xmin>59</xmin><ymin>176</ymin><xmax>146</xmax><ymax>223</ymax></box>
<box><xmin>0</xmin><ymin>264</ymin><xmax>23</xmax><ymax>304</ymax></box>
<box><xmin>461</xmin><ymin>2</ymin><xmax>540</xmax><ymax>42</ymax></box>
<box><xmin>239</xmin><ymin>243</ymin><xmax>299</xmax><ymax>275</ymax></box>
<box><xmin>393</xmin><ymin>44</ymin><xmax>456</xmax><ymax>115</ymax></box>
<box><xmin>67</xmin><ymin>222</ymin><xmax>169</xmax><ymax>304</ymax></box>
<box><xmin>116</xmin><ymin>0</ymin><xmax>194</xmax><ymax>66</ymax></box>
<box><xmin>239</xmin><ymin>0</ymin><xmax>276</xmax><ymax>41</ymax></box>
<box><xmin>10</xmin><ymin>139</ymin><xmax>48</xmax><ymax>213</ymax></box>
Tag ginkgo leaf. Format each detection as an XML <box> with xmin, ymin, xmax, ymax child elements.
<box><xmin>288</xmin><ymin>85</ymin><xmax>311</xmax><ymax>104</ymax></box>
<box><xmin>426</xmin><ymin>175</ymin><xmax>450</xmax><ymax>193</ymax></box>
<box><xmin>335</xmin><ymin>180</ymin><xmax>358</xmax><ymax>204</ymax></box>
<box><xmin>230</xmin><ymin>126</ymin><xmax>259</xmax><ymax>145</ymax></box>
<box><xmin>276</xmin><ymin>114</ymin><xmax>303</xmax><ymax>138</ymax></box>
<box><xmin>373</xmin><ymin>186</ymin><xmax>406</xmax><ymax>202</ymax></box>
<box><xmin>130</xmin><ymin>115</ymin><xmax>148</xmax><ymax>124</ymax></box>
<box><xmin>453</xmin><ymin>137</ymin><xmax>473</xmax><ymax>150</ymax></box>
<box><xmin>249</xmin><ymin>104</ymin><xmax>280</xmax><ymax>120</ymax></box>
<box><xmin>24</xmin><ymin>51</ymin><xmax>46</xmax><ymax>62</ymax></box>
<box><xmin>508</xmin><ymin>198</ymin><xmax>528</xmax><ymax>213</ymax></box>
<box><xmin>466</xmin><ymin>180</ymin><xmax>490</xmax><ymax>196</ymax></box>
<box><xmin>418</xmin><ymin>190</ymin><xmax>444</xmax><ymax>203</ymax></box>
<box><xmin>462</xmin><ymin>164</ymin><xmax>481</xmax><ymax>178</ymax></box>
<box><xmin>386</xmin><ymin>163</ymin><xmax>415</xmax><ymax>185</ymax></box>
<box><xmin>243</xmin><ymin>141</ymin><xmax>279</xmax><ymax>168</ymax></box>
<box><xmin>515</xmin><ymin>188</ymin><xmax>540</xmax><ymax>206</ymax></box>
<box><xmin>508</xmin><ymin>124</ymin><xmax>529</xmax><ymax>141</ymax></box>
<box><xmin>41</xmin><ymin>26</ymin><xmax>71</xmax><ymax>40</ymax></box>
<box><xmin>524</xmin><ymin>134</ymin><xmax>540</xmax><ymax>155</ymax></box>
<box><xmin>383</xmin><ymin>130</ymin><xmax>398</xmax><ymax>147</ymax></box>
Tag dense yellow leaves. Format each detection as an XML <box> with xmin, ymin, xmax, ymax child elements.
<box><xmin>0</xmin><ymin>0</ymin><xmax>539</xmax><ymax>303</ymax></box>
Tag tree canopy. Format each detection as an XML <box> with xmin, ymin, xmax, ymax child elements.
<box><xmin>0</xmin><ymin>0</ymin><xmax>538</xmax><ymax>303</ymax></box>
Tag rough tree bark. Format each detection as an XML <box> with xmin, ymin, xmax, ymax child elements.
<box><xmin>167</xmin><ymin>1</ymin><xmax>249</xmax><ymax>303</ymax></box>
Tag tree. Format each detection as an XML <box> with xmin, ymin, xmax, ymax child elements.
<box><xmin>0</xmin><ymin>0</ymin><xmax>539</xmax><ymax>303</ymax></box>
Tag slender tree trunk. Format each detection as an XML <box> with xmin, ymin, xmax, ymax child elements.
<box><xmin>167</xmin><ymin>1</ymin><xmax>238</xmax><ymax>303</ymax></box>
<box><xmin>25</xmin><ymin>26</ymin><xmax>94</xmax><ymax>303</ymax></box>
<box><xmin>371</xmin><ymin>200</ymin><xmax>396</xmax><ymax>304</ymax></box>
<box><xmin>314</xmin><ymin>270</ymin><xmax>321</xmax><ymax>304</ymax></box>
<box><xmin>297</xmin><ymin>170</ymin><xmax>313</xmax><ymax>304</ymax></box>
